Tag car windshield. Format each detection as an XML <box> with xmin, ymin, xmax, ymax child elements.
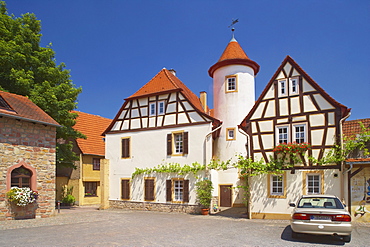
<box><xmin>297</xmin><ymin>197</ymin><xmax>344</xmax><ymax>209</ymax></box>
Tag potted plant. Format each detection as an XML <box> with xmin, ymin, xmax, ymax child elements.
<box><xmin>61</xmin><ymin>185</ymin><xmax>75</xmax><ymax>206</ymax></box>
<box><xmin>6</xmin><ymin>187</ymin><xmax>38</xmax><ymax>207</ymax></box>
<box><xmin>61</xmin><ymin>194</ymin><xmax>75</xmax><ymax>206</ymax></box>
<box><xmin>195</xmin><ymin>179</ymin><xmax>213</xmax><ymax>215</ymax></box>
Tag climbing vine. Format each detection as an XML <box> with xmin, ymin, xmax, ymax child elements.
<box><xmin>132</xmin><ymin>162</ymin><xmax>206</xmax><ymax>178</ymax></box>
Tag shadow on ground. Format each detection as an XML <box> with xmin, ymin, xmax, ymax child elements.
<box><xmin>211</xmin><ymin>207</ymin><xmax>248</xmax><ymax>219</ymax></box>
<box><xmin>281</xmin><ymin>225</ymin><xmax>346</xmax><ymax>246</ymax></box>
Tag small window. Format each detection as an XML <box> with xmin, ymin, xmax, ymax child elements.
<box><xmin>278</xmin><ymin>80</ymin><xmax>287</xmax><ymax>96</ymax></box>
<box><xmin>92</xmin><ymin>158</ymin><xmax>100</xmax><ymax>170</ymax></box>
<box><xmin>144</xmin><ymin>178</ymin><xmax>155</xmax><ymax>201</ymax></box>
<box><xmin>149</xmin><ymin>102</ymin><xmax>156</xmax><ymax>116</ymax></box>
<box><xmin>167</xmin><ymin>132</ymin><xmax>188</xmax><ymax>156</ymax></box>
<box><xmin>307</xmin><ymin>174</ymin><xmax>321</xmax><ymax>194</ymax></box>
<box><xmin>121</xmin><ymin>179</ymin><xmax>130</xmax><ymax>200</ymax></box>
<box><xmin>121</xmin><ymin>137</ymin><xmax>130</xmax><ymax>159</ymax></box>
<box><xmin>84</xmin><ymin>182</ymin><xmax>98</xmax><ymax>197</ymax></box>
<box><xmin>167</xmin><ymin>179</ymin><xmax>189</xmax><ymax>203</ymax></box>
<box><xmin>226</xmin><ymin>128</ymin><xmax>236</xmax><ymax>141</ymax></box>
<box><xmin>11</xmin><ymin>167</ymin><xmax>31</xmax><ymax>188</ymax></box>
<box><xmin>294</xmin><ymin>125</ymin><xmax>306</xmax><ymax>143</ymax></box>
<box><xmin>277</xmin><ymin>126</ymin><xmax>289</xmax><ymax>144</ymax></box>
<box><xmin>290</xmin><ymin>78</ymin><xmax>299</xmax><ymax>94</ymax></box>
<box><xmin>158</xmin><ymin>101</ymin><xmax>165</xmax><ymax>115</ymax></box>
<box><xmin>174</xmin><ymin>133</ymin><xmax>183</xmax><ymax>154</ymax></box>
<box><xmin>271</xmin><ymin>175</ymin><xmax>283</xmax><ymax>195</ymax></box>
<box><xmin>174</xmin><ymin>180</ymin><xmax>183</xmax><ymax>202</ymax></box>
<box><xmin>225</xmin><ymin>75</ymin><xmax>237</xmax><ymax>92</ymax></box>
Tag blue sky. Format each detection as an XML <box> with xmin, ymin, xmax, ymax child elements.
<box><xmin>7</xmin><ymin>0</ymin><xmax>370</xmax><ymax>120</ymax></box>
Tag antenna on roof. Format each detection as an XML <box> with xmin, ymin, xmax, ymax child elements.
<box><xmin>228</xmin><ymin>19</ymin><xmax>239</xmax><ymax>40</ymax></box>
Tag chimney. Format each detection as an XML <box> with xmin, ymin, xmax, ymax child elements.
<box><xmin>168</xmin><ymin>69</ymin><xmax>176</xmax><ymax>76</ymax></box>
<box><xmin>200</xmin><ymin>91</ymin><xmax>208</xmax><ymax>112</ymax></box>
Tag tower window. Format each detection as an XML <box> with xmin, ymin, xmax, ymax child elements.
<box><xmin>225</xmin><ymin>75</ymin><xmax>237</xmax><ymax>92</ymax></box>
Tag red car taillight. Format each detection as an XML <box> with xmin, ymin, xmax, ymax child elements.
<box><xmin>332</xmin><ymin>214</ymin><xmax>351</xmax><ymax>222</ymax></box>
<box><xmin>292</xmin><ymin>213</ymin><xmax>310</xmax><ymax>220</ymax></box>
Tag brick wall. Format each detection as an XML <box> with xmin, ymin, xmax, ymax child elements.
<box><xmin>0</xmin><ymin>117</ymin><xmax>57</xmax><ymax>220</ymax></box>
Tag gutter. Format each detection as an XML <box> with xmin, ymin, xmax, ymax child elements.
<box><xmin>0</xmin><ymin>112</ymin><xmax>61</xmax><ymax>128</ymax></box>
<box><xmin>339</xmin><ymin>111</ymin><xmax>351</xmax><ymax>204</ymax></box>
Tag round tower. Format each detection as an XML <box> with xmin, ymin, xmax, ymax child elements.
<box><xmin>209</xmin><ymin>35</ymin><xmax>259</xmax><ymax>163</ymax></box>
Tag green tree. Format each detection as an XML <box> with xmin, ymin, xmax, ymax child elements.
<box><xmin>0</xmin><ymin>1</ymin><xmax>83</xmax><ymax>167</ymax></box>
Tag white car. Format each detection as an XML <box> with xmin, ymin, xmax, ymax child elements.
<box><xmin>289</xmin><ymin>195</ymin><xmax>352</xmax><ymax>242</ymax></box>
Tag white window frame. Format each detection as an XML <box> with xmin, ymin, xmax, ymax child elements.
<box><xmin>306</xmin><ymin>174</ymin><xmax>321</xmax><ymax>194</ymax></box>
<box><xmin>173</xmin><ymin>179</ymin><xmax>184</xmax><ymax>202</ymax></box>
<box><xmin>174</xmin><ymin>133</ymin><xmax>183</xmax><ymax>154</ymax></box>
<box><xmin>293</xmin><ymin>124</ymin><xmax>306</xmax><ymax>143</ymax></box>
<box><xmin>270</xmin><ymin>174</ymin><xmax>284</xmax><ymax>196</ymax></box>
<box><xmin>278</xmin><ymin>79</ymin><xmax>287</xmax><ymax>97</ymax></box>
<box><xmin>289</xmin><ymin>77</ymin><xmax>299</xmax><ymax>95</ymax></box>
<box><xmin>225</xmin><ymin>75</ymin><xmax>237</xmax><ymax>93</ymax></box>
<box><xmin>276</xmin><ymin>126</ymin><xmax>289</xmax><ymax>144</ymax></box>
<box><xmin>149</xmin><ymin>102</ymin><xmax>156</xmax><ymax>116</ymax></box>
<box><xmin>158</xmin><ymin>101</ymin><xmax>165</xmax><ymax>115</ymax></box>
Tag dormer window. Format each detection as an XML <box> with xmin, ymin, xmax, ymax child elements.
<box><xmin>225</xmin><ymin>75</ymin><xmax>237</xmax><ymax>93</ymax></box>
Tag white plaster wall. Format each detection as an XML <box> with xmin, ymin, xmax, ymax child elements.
<box><xmin>106</xmin><ymin>123</ymin><xmax>213</xmax><ymax>203</ymax></box>
<box><xmin>213</xmin><ymin>65</ymin><xmax>255</xmax><ymax>160</ymax></box>
<box><xmin>212</xmin><ymin>64</ymin><xmax>256</xmax><ymax>205</ymax></box>
<box><xmin>250</xmin><ymin>169</ymin><xmax>342</xmax><ymax>216</ymax></box>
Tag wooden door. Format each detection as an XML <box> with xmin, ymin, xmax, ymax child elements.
<box><xmin>219</xmin><ymin>185</ymin><xmax>232</xmax><ymax>207</ymax></box>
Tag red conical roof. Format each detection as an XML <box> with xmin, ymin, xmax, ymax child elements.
<box><xmin>208</xmin><ymin>39</ymin><xmax>259</xmax><ymax>78</ymax></box>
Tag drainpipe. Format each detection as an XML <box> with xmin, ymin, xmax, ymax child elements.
<box><xmin>238</xmin><ymin>126</ymin><xmax>250</xmax><ymax>158</ymax></box>
<box><xmin>238</xmin><ymin>126</ymin><xmax>252</xmax><ymax>219</ymax></box>
<box><xmin>204</xmin><ymin>123</ymin><xmax>223</xmax><ymax>171</ymax></box>
<box><xmin>339</xmin><ymin>111</ymin><xmax>351</xmax><ymax>204</ymax></box>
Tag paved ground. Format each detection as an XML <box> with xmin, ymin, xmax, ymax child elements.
<box><xmin>1</xmin><ymin>206</ymin><xmax>370</xmax><ymax>246</ymax></box>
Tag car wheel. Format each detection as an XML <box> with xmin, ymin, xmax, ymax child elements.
<box><xmin>342</xmin><ymin>235</ymin><xmax>351</xmax><ymax>243</ymax></box>
<box><xmin>291</xmin><ymin>230</ymin><xmax>298</xmax><ymax>239</ymax></box>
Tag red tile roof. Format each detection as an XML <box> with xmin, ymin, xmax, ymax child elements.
<box><xmin>208</xmin><ymin>39</ymin><xmax>260</xmax><ymax>77</ymax></box>
<box><xmin>343</xmin><ymin>118</ymin><xmax>370</xmax><ymax>163</ymax></box>
<box><xmin>343</xmin><ymin>118</ymin><xmax>370</xmax><ymax>139</ymax></box>
<box><xmin>127</xmin><ymin>68</ymin><xmax>205</xmax><ymax>114</ymax></box>
<box><xmin>72</xmin><ymin>111</ymin><xmax>112</xmax><ymax>156</ymax></box>
<box><xmin>0</xmin><ymin>90</ymin><xmax>59</xmax><ymax>126</ymax></box>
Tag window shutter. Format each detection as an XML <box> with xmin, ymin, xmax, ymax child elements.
<box><xmin>167</xmin><ymin>134</ymin><xmax>172</xmax><ymax>155</ymax></box>
<box><xmin>145</xmin><ymin>179</ymin><xmax>154</xmax><ymax>201</ymax></box>
<box><xmin>183</xmin><ymin>132</ymin><xmax>188</xmax><ymax>154</ymax></box>
<box><xmin>121</xmin><ymin>180</ymin><xmax>130</xmax><ymax>200</ymax></box>
<box><xmin>122</xmin><ymin>138</ymin><xmax>130</xmax><ymax>158</ymax></box>
<box><xmin>183</xmin><ymin>179</ymin><xmax>189</xmax><ymax>203</ymax></box>
<box><xmin>166</xmin><ymin>180</ymin><xmax>172</xmax><ymax>202</ymax></box>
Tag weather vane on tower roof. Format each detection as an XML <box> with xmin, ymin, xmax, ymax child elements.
<box><xmin>228</xmin><ymin>19</ymin><xmax>239</xmax><ymax>40</ymax></box>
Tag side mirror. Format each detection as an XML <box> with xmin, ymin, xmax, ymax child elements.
<box><xmin>289</xmin><ymin>202</ymin><xmax>296</xmax><ymax>207</ymax></box>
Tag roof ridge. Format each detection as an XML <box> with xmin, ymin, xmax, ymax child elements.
<box><xmin>163</xmin><ymin>68</ymin><xmax>181</xmax><ymax>89</ymax></box>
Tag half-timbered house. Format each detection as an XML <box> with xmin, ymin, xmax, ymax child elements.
<box><xmin>104</xmin><ymin>68</ymin><xmax>220</xmax><ymax>212</ymax></box>
<box><xmin>239</xmin><ymin>55</ymin><xmax>350</xmax><ymax>219</ymax></box>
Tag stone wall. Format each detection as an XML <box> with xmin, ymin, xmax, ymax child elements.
<box><xmin>110</xmin><ymin>200</ymin><xmax>201</xmax><ymax>214</ymax></box>
<box><xmin>0</xmin><ymin>117</ymin><xmax>57</xmax><ymax>220</ymax></box>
